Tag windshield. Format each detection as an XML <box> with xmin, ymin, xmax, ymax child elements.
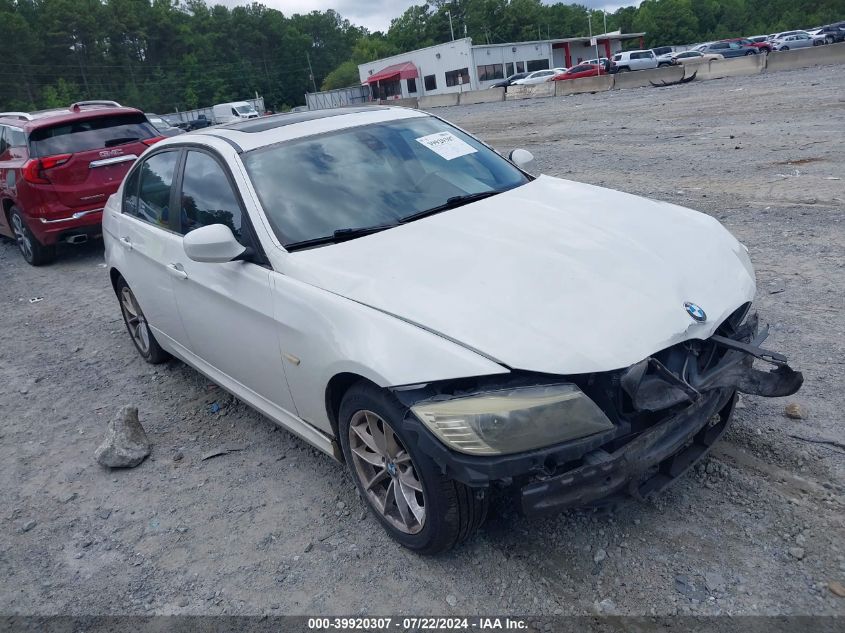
<box><xmin>242</xmin><ymin>116</ymin><xmax>530</xmax><ymax>248</ymax></box>
<box><xmin>235</xmin><ymin>105</ymin><xmax>257</xmax><ymax>115</ymax></box>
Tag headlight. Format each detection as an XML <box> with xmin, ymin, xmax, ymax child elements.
<box><xmin>411</xmin><ymin>384</ymin><xmax>614</xmax><ymax>455</ymax></box>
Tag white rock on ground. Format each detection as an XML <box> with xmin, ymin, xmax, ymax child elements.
<box><xmin>94</xmin><ymin>405</ymin><xmax>151</xmax><ymax>468</ymax></box>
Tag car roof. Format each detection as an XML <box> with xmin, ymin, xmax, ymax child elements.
<box><xmin>180</xmin><ymin>106</ymin><xmax>428</xmax><ymax>153</ymax></box>
<box><xmin>0</xmin><ymin>102</ymin><xmax>145</xmax><ymax>131</ymax></box>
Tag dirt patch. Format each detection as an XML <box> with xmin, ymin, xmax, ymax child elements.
<box><xmin>772</xmin><ymin>157</ymin><xmax>826</xmax><ymax>165</ymax></box>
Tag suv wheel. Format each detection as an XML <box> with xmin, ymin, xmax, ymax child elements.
<box><xmin>10</xmin><ymin>207</ymin><xmax>55</xmax><ymax>266</ymax></box>
<box><xmin>617</xmin><ymin>66</ymin><xmax>630</xmax><ymax>72</ymax></box>
<box><xmin>116</xmin><ymin>277</ymin><xmax>169</xmax><ymax>364</ymax></box>
<box><xmin>339</xmin><ymin>382</ymin><xmax>488</xmax><ymax>554</ymax></box>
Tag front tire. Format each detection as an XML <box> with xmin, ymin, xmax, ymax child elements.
<box><xmin>339</xmin><ymin>382</ymin><xmax>488</xmax><ymax>554</ymax></box>
<box><xmin>115</xmin><ymin>277</ymin><xmax>169</xmax><ymax>364</ymax></box>
<box><xmin>10</xmin><ymin>207</ymin><xmax>55</xmax><ymax>266</ymax></box>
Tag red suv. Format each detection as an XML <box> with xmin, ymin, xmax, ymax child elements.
<box><xmin>0</xmin><ymin>101</ymin><xmax>162</xmax><ymax>265</ymax></box>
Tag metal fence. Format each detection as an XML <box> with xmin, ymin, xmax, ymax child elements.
<box><xmin>305</xmin><ymin>85</ymin><xmax>371</xmax><ymax>111</ymax></box>
<box><xmin>162</xmin><ymin>96</ymin><xmax>265</xmax><ymax>124</ymax></box>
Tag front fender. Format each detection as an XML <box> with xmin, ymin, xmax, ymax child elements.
<box><xmin>270</xmin><ymin>272</ymin><xmax>509</xmax><ymax>434</ymax></box>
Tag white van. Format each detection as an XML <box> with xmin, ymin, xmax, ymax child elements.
<box><xmin>212</xmin><ymin>101</ymin><xmax>260</xmax><ymax>124</ymax></box>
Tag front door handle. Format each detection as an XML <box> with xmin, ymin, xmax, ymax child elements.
<box><xmin>166</xmin><ymin>263</ymin><xmax>188</xmax><ymax>280</ymax></box>
<box><xmin>119</xmin><ymin>236</ymin><xmax>132</xmax><ymax>250</ymax></box>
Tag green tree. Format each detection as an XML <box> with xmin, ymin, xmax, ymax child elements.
<box><xmin>321</xmin><ymin>61</ymin><xmax>361</xmax><ymax>90</ymax></box>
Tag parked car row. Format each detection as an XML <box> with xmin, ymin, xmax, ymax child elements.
<box><xmin>490</xmin><ymin>21</ymin><xmax>843</xmax><ymax>89</ymax></box>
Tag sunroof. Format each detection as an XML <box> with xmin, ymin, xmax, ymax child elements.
<box><xmin>221</xmin><ymin>106</ymin><xmax>390</xmax><ymax>134</ymax></box>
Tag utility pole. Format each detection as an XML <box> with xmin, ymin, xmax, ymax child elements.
<box><xmin>588</xmin><ymin>14</ymin><xmax>600</xmax><ymax>76</ymax></box>
<box><xmin>446</xmin><ymin>11</ymin><xmax>454</xmax><ymax>41</ymax></box>
<box><xmin>305</xmin><ymin>52</ymin><xmax>317</xmax><ymax>93</ymax></box>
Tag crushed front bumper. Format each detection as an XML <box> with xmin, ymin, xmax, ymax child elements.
<box><xmin>396</xmin><ymin>311</ymin><xmax>802</xmax><ymax>516</ymax></box>
<box><xmin>521</xmin><ymin>388</ymin><xmax>734</xmax><ymax>516</ymax></box>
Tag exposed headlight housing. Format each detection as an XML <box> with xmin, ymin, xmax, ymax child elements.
<box><xmin>411</xmin><ymin>383</ymin><xmax>614</xmax><ymax>455</ymax></box>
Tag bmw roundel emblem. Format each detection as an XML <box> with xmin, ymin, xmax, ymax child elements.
<box><xmin>684</xmin><ymin>301</ymin><xmax>707</xmax><ymax>322</ymax></box>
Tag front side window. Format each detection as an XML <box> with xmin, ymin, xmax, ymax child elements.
<box><xmin>242</xmin><ymin>116</ymin><xmax>530</xmax><ymax>249</ymax></box>
<box><xmin>178</xmin><ymin>151</ymin><xmax>245</xmax><ymax>242</ymax></box>
<box><xmin>126</xmin><ymin>151</ymin><xmax>178</xmax><ymax>228</ymax></box>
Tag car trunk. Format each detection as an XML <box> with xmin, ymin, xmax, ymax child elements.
<box><xmin>28</xmin><ymin>113</ymin><xmax>158</xmax><ymax>210</ymax></box>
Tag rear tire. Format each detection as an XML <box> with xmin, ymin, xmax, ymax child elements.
<box><xmin>745</xmin><ymin>50</ymin><xmax>755</xmax><ymax>56</ymax></box>
<box><xmin>338</xmin><ymin>382</ymin><xmax>488</xmax><ymax>554</ymax></box>
<box><xmin>10</xmin><ymin>207</ymin><xmax>55</xmax><ymax>266</ymax></box>
<box><xmin>115</xmin><ymin>276</ymin><xmax>169</xmax><ymax>364</ymax></box>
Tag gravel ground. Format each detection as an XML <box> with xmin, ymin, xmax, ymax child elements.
<box><xmin>1</xmin><ymin>65</ymin><xmax>843</xmax><ymax>618</ymax></box>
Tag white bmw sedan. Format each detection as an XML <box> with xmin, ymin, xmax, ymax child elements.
<box><xmin>104</xmin><ymin>106</ymin><xmax>802</xmax><ymax>553</ymax></box>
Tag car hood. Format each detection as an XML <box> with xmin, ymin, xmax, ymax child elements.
<box><xmin>284</xmin><ymin>175</ymin><xmax>756</xmax><ymax>375</ymax></box>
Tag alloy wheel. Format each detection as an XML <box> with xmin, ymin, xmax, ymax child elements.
<box><xmin>11</xmin><ymin>214</ymin><xmax>33</xmax><ymax>262</ymax></box>
<box><xmin>348</xmin><ymin>410</ymin><xmax>426</xmax><ymax>534</ymax></box>
<box><xmin>120</xmin><ymin>286</ymin><xmax>151</xmax><ymax>354</ymax></box>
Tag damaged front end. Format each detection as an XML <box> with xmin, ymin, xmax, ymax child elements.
<box><xmin>620</xmin><ymin>311</ymin><xmax>803</xmax><ymax>412</ymax></box>
<box><xmin>394</xmin><ymin>306</ymin><xmax>803</xmax><ymax>516</ymax></box>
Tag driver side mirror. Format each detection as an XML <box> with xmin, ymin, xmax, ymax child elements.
<box><xmin>183</xmin><ymin>224</ymin><xmax>246</xmax><ymax>263</ymax></box>
<box><xmin>509</xmin><ymin>148</ymin><xmax>535</xmax><ymax>170</ymax></box>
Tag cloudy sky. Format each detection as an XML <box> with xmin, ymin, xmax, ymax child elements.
<box><xmin>217</xmin><ymin>1</ymin><xmax>638</xmax><ymax>32</ymax></box>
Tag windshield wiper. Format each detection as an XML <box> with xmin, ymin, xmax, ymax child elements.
<box><xmin>400</xmin><ymin>190</ymin><xmax>501</xmax><ymax>224</ymax></box>
<box><xmin>285</xmin><ymin>224</ymin><xmax>396</xmax><ymax>251</ymax></box>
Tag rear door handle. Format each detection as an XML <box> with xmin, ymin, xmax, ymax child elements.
<box><xmin>166</xmin><ymin>263</ymin><xmax>188</xmax><ymax>280</ymax></box>
<box><xmin>119</xmin><ymin>236</ymin><xmax>132</xmax><ymax>250</ymax></box>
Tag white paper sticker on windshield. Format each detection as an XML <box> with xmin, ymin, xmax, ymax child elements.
<box><xmin>415</xmin><ymin>132</ymin><xmax>477</xmax><ymax>160</ymax></box>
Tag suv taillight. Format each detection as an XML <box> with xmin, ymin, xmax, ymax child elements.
<box><xmin>22</xmin><ymin>154</ymin><xmax>72</xmax><ymax>184</ymax></box>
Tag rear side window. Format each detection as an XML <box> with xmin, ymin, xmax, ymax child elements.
<box><xmin>125</xmin><ymin>151</ymin><xmax>179</xmax><ymax>228</ymax></box>
<box><xmin>29</xmin><ymin>114</ymin><xmax>157</xmax><ymax>157</ymax></box>
<box><xmin>5</xmin><ymin>126</ymin><xmax>26</xmax><ymax>148</ymax></box>
<box><xmin>0</xmin><ymin>126</ymin><xmax>26</xmax><ymax>158</ymax></box>
<box><xmin>177</xmin><ymin>151</ymin><xmax>245</xmax><ymax>242</ymax></box>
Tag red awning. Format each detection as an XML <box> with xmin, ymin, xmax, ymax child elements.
<box><xmin>365</xmin><ymin>62</ymin><xmax>418</xmax><ymax>84</ymax></box>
